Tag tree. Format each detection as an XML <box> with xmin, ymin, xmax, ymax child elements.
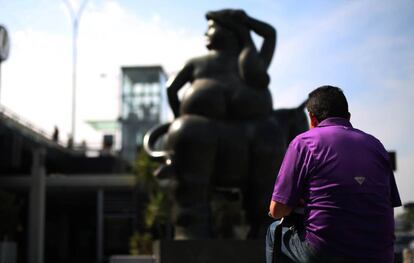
<box><xmin>129</xmin><ymin>150</ymin><xmax>173</xmax><ymax>255</ymax></box>
<box><xmin>396</xmin><ymin>202</ymin><xmax>414</xmax><ymax>232</ymax></box>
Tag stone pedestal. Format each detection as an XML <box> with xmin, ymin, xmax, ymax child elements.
<box><xmin>0</xmin><ymin>241</ymin><xmax>17</xmax><ymax>263</ymax></box>
<box><xmin>109</xmin><ymin>255</ymin><xmax>156</xmax><ymax>263</ymax></box>
<box><xmin>154</xmin><ymin>240</ymin><xmax>265</xmax><ymax>263</ymax></box>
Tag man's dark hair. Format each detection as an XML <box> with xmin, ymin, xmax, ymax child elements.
<box><xmin>306</xmin><ymin>85</ymin><xmax>350</xmax><ymax>122</ymax></box>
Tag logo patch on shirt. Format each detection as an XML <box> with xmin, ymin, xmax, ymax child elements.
<box><xmin>354</xmin><ymin>176</ymin><xmax>366</xmax><ymax>185</ymax></box>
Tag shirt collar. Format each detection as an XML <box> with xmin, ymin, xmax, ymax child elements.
<box><xmin>317</xmin><ymin>117</ymin><xmax>353</xmax><ymax>128</ymax></box>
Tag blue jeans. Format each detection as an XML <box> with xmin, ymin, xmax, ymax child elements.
<box><xmin>266</xmin><ymin>221</ymin><xmax>354</xmax><ymax>263</ymax></box>
<box><xmin>266</xmin><ymin>220</ymin><xmax>314</xmax><ymax>263</ymax></box>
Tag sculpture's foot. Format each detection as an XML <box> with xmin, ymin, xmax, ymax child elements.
<box><xmin>174</xmin><ymin>205</ymin><xmax>212</xmax><ymax>239</ymax></box>
<box><xmin>174</xmin><ymin>226</ymin><xmax>187</xmax><ymax>240</ymax></box>
<box><xmin>174</xmin><ymin>225</ymin><xmax>212</xmax><ymax>240</ymax></box>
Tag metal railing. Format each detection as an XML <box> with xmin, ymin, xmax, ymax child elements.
<box><xmin>0</xmin><ymin>105</ymin><xmax>121</xmax><ymax>157</ymax></box>
<box><xmin>0</xmin><ymin>105</ymin><xmax>68</xmax><ymax>149</ymax></box>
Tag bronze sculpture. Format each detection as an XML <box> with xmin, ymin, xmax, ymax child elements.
<box><xmin>144</xmin><ymin>9</ymin><xmax>308</xmax><ymax>239</ymax></box>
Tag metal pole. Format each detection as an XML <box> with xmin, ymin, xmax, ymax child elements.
<box><xmin>96</xmin><ymin>189</ymin><xmax>104</xmax><ymax>263</ymax></box>
<box><xmin>28</xmin><ymin>148</ymin><xmax>46</xmax><ymax>263</ymax></box>
<box><xmin>63</xmin><ymin>0</ymin><xmax>89</xmax><ymax>144</ymax></box>
<box><xmin>71</xmin><ymin>19</ymin><xmax>78</xmax><ymax>143</ymax></box>
<box><xmin>0</xmin><ymin>61</ymin><xmax>2</xmax><ymax>104</ymax></box>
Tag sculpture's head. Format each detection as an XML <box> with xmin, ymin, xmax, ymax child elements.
<box><xmin>205</xmin><ymin>12</ymin><xmax>240</xmax><ymax>51</ymax></box>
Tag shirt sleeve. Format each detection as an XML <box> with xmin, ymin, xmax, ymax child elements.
<box><xmin>389</xmin><ymin>171</ymin><xmax>402</xmax><ymax>207</ymax></box>
<box><xmin>272</xmin><ymin>139</ymin><xmax>313</xmax><ymax>207</ymax></box>
<box><xmin>382</xmin><ymin>146</ymin><xmax>402</xmax><ymax>207</ymax></box>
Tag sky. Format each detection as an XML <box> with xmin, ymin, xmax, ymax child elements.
<box><xmin>0</xmin><ymin>0</ymin><xmax>413</xmax><ymax>205</ymax></box>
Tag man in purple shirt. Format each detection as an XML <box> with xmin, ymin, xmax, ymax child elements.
<box><xmin>266</xmin><ymin>86</ymin><xmax>401</xmax><ymax>263</ymax></box>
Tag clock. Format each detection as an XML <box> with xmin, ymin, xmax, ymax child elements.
<box><xmin>0</xmin><ymin>25</ymin><xmax>10</xmax><ymax>62</ymax></box>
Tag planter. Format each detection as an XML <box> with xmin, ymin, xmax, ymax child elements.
<box><xmin>0</xmin><ymin>241</ymin><xmax>17</xmax><ymax>263</ymax></box>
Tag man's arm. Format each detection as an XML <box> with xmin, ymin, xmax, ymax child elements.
<box><xmin>268</xmin><ymin>200</ymin><xmax>293</xmax><ymax>219</ymax></box>
<box><xmin>269</xmin><ymin>138</ymin><xmax>312</xmax><ymax>220</ymax></box>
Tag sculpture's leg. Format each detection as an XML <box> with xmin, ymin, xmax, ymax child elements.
<box><xmin>245</xmin><ymin>119</ymin><xmax>285</xmax><ymax>238</ymax></box>
<box><xmin>167</xmin><ymin>115</ymin><xmax>218</xmax><ymax>239</ymax></box>
<box><xmin>213</xmin><ymin>122</ymin><xmax>249</xmax><ymax>238</ymax></box>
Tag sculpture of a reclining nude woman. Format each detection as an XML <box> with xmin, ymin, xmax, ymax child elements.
<box><xmin>144</xmin><ymin>9</ymin><xmax>308</xmax><ymax>239</ymax></box>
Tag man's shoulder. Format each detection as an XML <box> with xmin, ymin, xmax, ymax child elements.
<box><xmin>289</xmin><ymin>129</ymin><xmax>318</xmax><ymax>151</ymax></box>
<box><xmin>290</xmin><ymin>125</ymin><xmax>387</xmax><ymax>153</ymax></box>
<box><xmin>292</xmin><ymin>127</ymin><xmax>323</xmax><ymax>143</ymax></box>
<box><xmin>298</xmin><ymin>123</ymin><xmax>383</xmax><ymax>143</ymax></box>
<box><xmin>350</xmin><ymin>127</ymin><xmax>387</xmax><ymax>150</ymax></box>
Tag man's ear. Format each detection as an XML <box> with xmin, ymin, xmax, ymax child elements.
<box><xmin>308</xmin><ymin>112</ymin><xmax>319</xmax><ymax>128</ymax></box>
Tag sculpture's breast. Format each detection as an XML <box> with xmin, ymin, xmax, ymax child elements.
<box><xmin>180</xmin><ymin>78</ymin><xmax>227</xmax><ymax>119</ymax></box>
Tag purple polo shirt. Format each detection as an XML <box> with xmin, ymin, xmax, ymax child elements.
<box><xmin>272</xmin><ymin>117</ymin><xmax>401</xmax><ymax>262</ymax></box>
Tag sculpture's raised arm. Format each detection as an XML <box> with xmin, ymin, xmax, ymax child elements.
<box><xmin>244</xmin><ymin>14</ymin><xmax>276</xmax><ymax>69</ymax></box>
<box><xmin>238</xmin><ymin>12</ymin><xmax>276</xmax><ymax>89</ymax></box>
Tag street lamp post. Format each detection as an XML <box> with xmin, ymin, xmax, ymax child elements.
<box><xmin>0</xmin><ymin>25</ymin><xmax>10</xmax><ymax>104</ymax></box>
<box><xmin>63</xmin><ymin>0</ymin><xmax>89</xmax><ymax>144</ymax></box>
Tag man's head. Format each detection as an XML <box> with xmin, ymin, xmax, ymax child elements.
<box><xmin>306</xmin><ymin>85</ymin><xmax>350</xmax><ymax>127</ymax></box>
